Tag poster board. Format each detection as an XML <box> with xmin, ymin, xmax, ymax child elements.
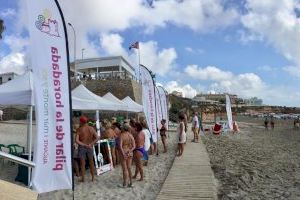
<box><xmin>94</xmin><ymin>139</ymin><xmax>113</xmax><ymax>175</ymax></box>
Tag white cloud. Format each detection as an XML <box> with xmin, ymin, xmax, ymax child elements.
<box><xmin>257</xmin><ymin>65</ymin><xmax>278</xmax><ymax>72</ymax></box>
<box><xmin>184</xmin><ymin>65</ymin><xmax>267</xmax><ymax>98</ymax></box>
<box><xmin>283</xmin><ymin>65</ymin><xmax>300</xmax><ymax>78</ymax></box>
<box><xmin>241</xmin><ymin>0</ymin><xmax>300</xmax><ymax>77</ymax></box>
<box><xmin>136</xmin><ymin>41</ymin><xmax>177</xmax><ymax>76</ymax></box>
<box><xmin>15</xmin><ymin>0</ymin><xmax>237</xmax><ymax>61</ymax></box>
<box><xmin>100</xmin><ymin>33</ymin><xmax>128</xmax><ymax>57</ymax></box>
<box><xmin>0</xmin><ymin>35</ymin><xmax>29</xmax><ymax>74</ymax></box>
<box><xmin>57</xmin><ymin>0</ymin><xmax>238</xmax><ymax>34</ymax></box>
<box><xmin>138</xmin><ymin>0</ymin><xmax>239</xmax><ymax>33</ymax></box>
<box><xmin>0</xmin><ymin>53</ymin><xmax>26</xmax><ymax>74</ymax></box>
<box><xmin>3</xmin><ymin>35</ymin><xmax>29</xmax><ymax>52</ymax></box>
<box><xmin>0</xmin><ymin>8</ymin><xmax>16</xmax><ymax>18</ymax></box>
<box><xmin>164</xmin><ymin>81</ymin><xmax>197</xmax><ymax>98</ymax></box>
<box><xmin>98</xmin><ymin>33</ymin><xmax>177</xmax><ymax>76</ymax></box>
<box><xmin>185</xmin><ymin>65</ymin><xmax>233</xmax><ymax>81</ymax></box>
<box><xmin>185</xmin><ymin>47</ymin><xmax>205</xmax><ymax>54</ymax></box>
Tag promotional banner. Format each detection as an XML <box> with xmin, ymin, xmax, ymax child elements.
<box><xmin>140</xmin><ymin>65</ymin><xmax>157</xmax><ymax>142</ymax></box>
<box><xmin>226</xmin><ymin>94</ymin><xmax>233</xmax><ymax>130</ymax></box>
<box><xmin>155</xmin><ymin>86</ymin><xmax>163</xmax><ymax>131</ymax></box>
<box><xmin>157</xmin><ymin>86</ymin><xmax>169</xmax><ymax>129</ymax></box>
<box><xmin>27</xmin><ymin>0</ymin><xmax>72</xmax><ymax>193</ymax></box>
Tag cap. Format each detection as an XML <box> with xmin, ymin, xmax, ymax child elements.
<box><xmin>79</xmin><ymin>116</ymin><xmax>88</xmax><ymax>124</ymax></box>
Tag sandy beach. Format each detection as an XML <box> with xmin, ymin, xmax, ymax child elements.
<box><xmin>0</xmin><ymin>121</ymin><xmax>178</xmax><ymax>200</ymax></box>
<box><xmin>202</xmin><ymin>117</ymin><xmax>300</xmax><ymax>199</ymax></box>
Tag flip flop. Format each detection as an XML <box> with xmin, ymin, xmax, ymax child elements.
<box><xmin>118</xmin><ymin>184</ymin><xmax>126</xmax><ymax>188</ymax></box>
<box><xmin>128</xmin><ymin>183</ymin><xmax>134</xmax><ymax>188</ymax></box>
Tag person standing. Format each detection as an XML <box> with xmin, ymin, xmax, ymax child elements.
<box><xmin>177</xmin><ymin>114</ymin><xmax>186</xmax><ymax>156</ymax></box>
<box><xmin>102</xmin><ymin>121</ymin><xmax>117</xmax><ymax>166</ymax></box>
<box><xmin>160</xmin><ymin>119</ymin><xmax>168</xmax><ymax>153</ymax></box>
<box><xmin>0</xmin><ymin>110</ymin><xmax>3</xmax><ymax>121</ymax></box>
<box><xmin>270</xmin><ymin>116</ymin><xmax>275</xmax><ymax>130</ymax></box>
<box><xmin>264</xmin><ymin>116</ymin><xmax>269</xmax><ymax>130</ymax></box>
<box><xmin>294</xmin><ymin>117</ymin><xmax>300</xmax><ymax>130</ymax></box>
<box><xmin>140</xmin><ymin>120</ymin><xmax>151</xmax><ymax>166</ymax></box>
<box><xmin>192</xmin><ymin>112</ymin><xmax>199</xmax><ymax>142</ymax></box>
<box><xmin>112</xmin><ymin>122</ymin><xmax>122</xmax><ymax>165</ymax></box>
<box><xmin>119</xmin><ymin>124</ymin><xmax>135</xmax><ymax>187</ymax></box>
<box><xmin>76</xmin><ymin>116</ymin><xmax>99</xmax><ymax>182</ymax></box>
<box><xmin>132</xmin><ymin>122</ymin><xmax>145</xmax><ymax>181</ymax></box>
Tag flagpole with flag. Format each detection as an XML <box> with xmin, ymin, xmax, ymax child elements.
<box><xmin>129</xmin><ymin>41</ymin><xmax>140</xmax><ymax>82</ymax></box>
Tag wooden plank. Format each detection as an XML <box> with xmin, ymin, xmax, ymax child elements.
<box><xmin>156</xmin><ymin>130</ymin><xmax>217</xmax><ymax>200</ymax></box>
<box><xmin>0</xmin><ymin>180</ymin><xmax>38</xmax><ymax>200</ymax></box>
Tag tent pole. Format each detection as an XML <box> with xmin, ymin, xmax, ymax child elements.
<box><xmin>96</xmin><ymin>110</ymin><xmax>100</xmax><ymax>168</ymax></box>
<box><xmin>28</xmin><ymin>105</ymin><xmax>33</xmax><ymax>188</ymax></box>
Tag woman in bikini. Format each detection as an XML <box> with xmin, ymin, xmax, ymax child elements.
<box><xmin>132</xmin><ymin>122</ymin><xmax>145</xmax><ymax>181</ymax></box>
<box><xmin>112</xmin><ymin>122</ymin><xmax>122</xmax><ymax>165</ymax></box>
<box><xmin>119</xmin><ymin>123</ymin><xmax>135</xmax><ymax>187</ymax></box>
<box><xmin>160</xmin><ymin>119</ymin><xmax>168</xmax><ymax>153</ymax></box>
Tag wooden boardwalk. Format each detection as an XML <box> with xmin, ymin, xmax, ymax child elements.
<box><xmin>156</xmin><ymin>132</ymin><xmax>217</xmax><ymax>200</ymax></box>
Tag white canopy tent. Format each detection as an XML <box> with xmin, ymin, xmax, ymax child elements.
<box><xmin>72</xmin><ymin>97</ymin><xmax>100</xmax><ymax>111</ymax></box>
<box><xmin>72</xmin><ymin>85</ymin><xmax>121</xmax><ymax>111</ymax></box>
<box><xmin>121</xmin><ymin>96</ymin><xmax>143</xmax><ymax>113</ymax></box>
<box><xmin>0</xmin><ymin>71</ymin><xmax>34</xmax><ymax>187</ymax></box>
<box><xmin>0</xmin><ymin>71</ymin><xmax>34</xmax><ymax>106</ymax></box>
<box><xmin>102</xmin><ymin>92</ymin><xmax>128</xmax><ymax>111</ymax></box>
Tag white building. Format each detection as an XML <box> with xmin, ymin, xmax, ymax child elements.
<box><xmin>0</xmin><ymin>72</ymin><xmax>18</xmax><ymax>85</ymax></box>
<box><xmin>71</xmin><ymin>56</ymin><xmax>136</xmax><ymax>80</ymax></box>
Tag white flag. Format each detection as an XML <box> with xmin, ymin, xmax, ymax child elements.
<box><xmin>155</xmin><ymin>86</ymin><xmax>163</xmax><ymax>130</ymax></box>
<box><xmin>140</xmin><ymin>66</ymin><xmax>157</xmax><ymax>142</ymax></box>
<box><xmin>226</xmin><ymin>94</ymin><xmax>233</xmax><ymax>130</ymax></box>
<box><xmin>157</xmin><ymin>86</ymin><xmax>168</xmax><ymax>129</ymax></box>
<box><xmin>27</xmin><ymin>0</ymin><xmax>72</xmax><ymax>193</ymax></box>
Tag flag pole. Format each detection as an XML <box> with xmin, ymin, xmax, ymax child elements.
<box><xmin>138</xmin><ymin>45</ymin><xmax>141</xmax><ymax>83</ymax></box>
<box><xmin>54</xmin><ymin>0</ymin><xmax>74</xmax><ymax>198</ymax></box>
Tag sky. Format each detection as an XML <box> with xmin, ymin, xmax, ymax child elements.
<box><xmin>0</xmin><ymin>0</ymin><xmax>300</xmax><ymax>107</ymax></box>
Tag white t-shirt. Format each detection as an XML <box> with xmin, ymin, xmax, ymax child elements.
<box><xmin>192</xmin><ymin>116</ymin><xmax>199</xmax><ymax>128</ymax></box>
<box><xmin>143</xmin><ymin>128</ymin><xmax>151</xmax><ymax>151</ymax></box>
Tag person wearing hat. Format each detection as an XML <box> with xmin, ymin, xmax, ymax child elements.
<box><xmin>76</xmin><ymin>116</ymin><xmax>99</xmax><ymax>182</ymax></box>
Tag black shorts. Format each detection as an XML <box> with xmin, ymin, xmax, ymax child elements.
<box><xmin>78</xmin><ymin>145</ymin><xmax>93</xmax><ymax>159</ymax></box>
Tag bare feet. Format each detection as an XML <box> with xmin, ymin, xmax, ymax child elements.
<box><xmin>137</xmin><ymin>178</ymin><xmax>143</xmax><ymax>181</ymax></box>
<box><xmin>132</xmin><ymin>175</ymin><xmax>137</xmax><ymax>179</ymax></box>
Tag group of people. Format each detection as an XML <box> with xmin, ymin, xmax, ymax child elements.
<box><xmin>73</xmin><ymin>115</ymin><xmax>169</xmax><ymax>188</ymax></box>
<box><xmin>264</xmin><ymin>116</ymin><xmax>275</xmax><ymax>130</ymax></box>
<box><xmin>175</xmin><ymin>112</ymin><xmax>201</xmax><ymax>157</ymax></box>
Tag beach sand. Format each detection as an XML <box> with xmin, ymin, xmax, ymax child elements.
<box><xmin>0</xmin><ymin>121</ymin><xmax>178</xmax><ymax>200</ymax></box>
<box><xmin>201</xmin><ymin>117</ymin><xmax>300</xmax><ymax>199</ymax></box>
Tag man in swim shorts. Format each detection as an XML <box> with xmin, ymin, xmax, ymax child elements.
<box><xmin>76</xmin><ymin>116</ymin><xmax>99</xmax><ymax>182</ymax></box>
